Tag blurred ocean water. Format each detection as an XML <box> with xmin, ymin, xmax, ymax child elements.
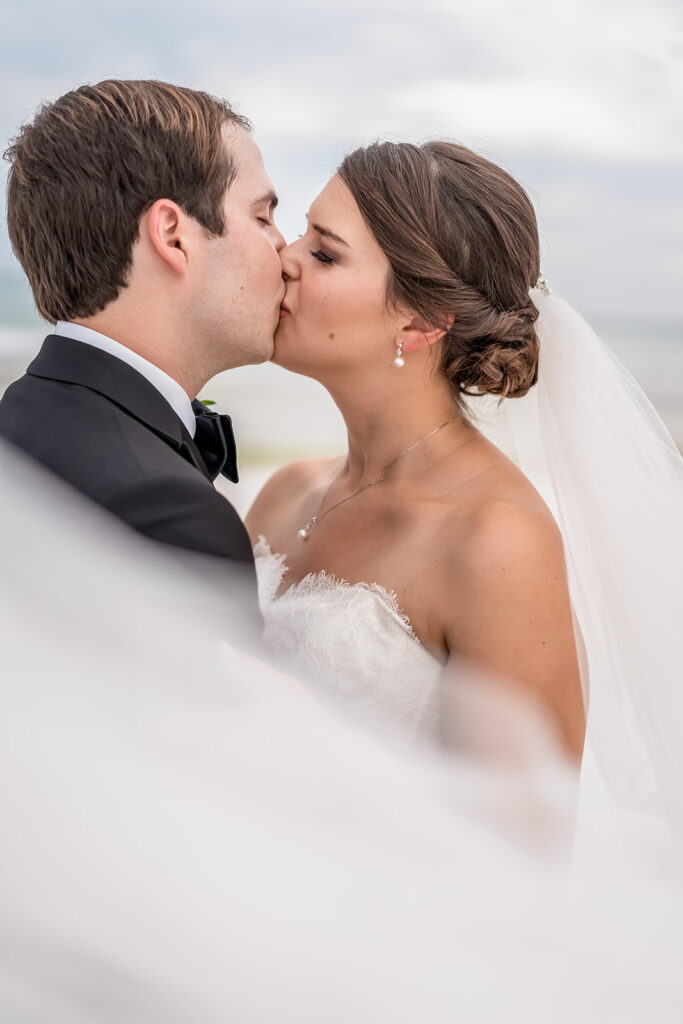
<box><xmin>2</xmin><ymin>325</ymin><xmax>682</xmax><ymax>445</ymax></box>
<box><xmin>2</xmin><ymin>269</ymin><xmax>682</xmax><ymax>515</ymax></box>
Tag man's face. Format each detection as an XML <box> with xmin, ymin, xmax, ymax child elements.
<box><xmin>191</xmin><ymin>126</ymin><xmax>286</xmax><ymax>370</ymax></box>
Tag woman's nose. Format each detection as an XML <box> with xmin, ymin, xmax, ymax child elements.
<box><xmin>279</xmin><ymin>239</ymin><xmax>300</xmax><ymax>280</ymax></box>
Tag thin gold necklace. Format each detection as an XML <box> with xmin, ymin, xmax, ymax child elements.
<box><xmin>297</xmin><ymin>414</ymin><xmax>457</xmax><ymax>541</ymax></box>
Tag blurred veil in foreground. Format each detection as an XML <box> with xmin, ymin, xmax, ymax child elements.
<box><xmin>1</xmin><ymin>440</ymin><xmax>682</xmax><ymax>1022</ymax></box>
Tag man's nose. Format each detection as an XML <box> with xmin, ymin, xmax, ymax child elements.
<box><xmin>273</xmin><ymin>226</ymin><xmax>287</xmax><ymax>253</ymax></box>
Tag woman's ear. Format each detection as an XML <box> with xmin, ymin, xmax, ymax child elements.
<box><xmin>143</xmin><ymin>199</ymin><xmax>190</xmax><ymax>276</ymax></box>
<box><xmin>399</xmin><ymin>314</ymin><xmax>452</xmax><ymax>354</ymax></box>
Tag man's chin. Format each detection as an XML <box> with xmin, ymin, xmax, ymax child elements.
<box><xmin>221</xmin><ymin>337</ymin><xmax>275</xmax><ymax>371</ymax></box>
<box><xmin>270</xmin><ymin>323</ymin><xmax>288</xmax><ymax>364</ymax></box>
<box><xmin>252</xmin><ymin>329</ymin><xmax>277</xmax><ymax>366</ymax></box>
<box><xmin>253</xmin><ymin>344</ymin><xmax>275</xmax><ymax>367</ymax></box>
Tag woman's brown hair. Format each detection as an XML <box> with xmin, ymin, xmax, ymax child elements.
<box><xmin>338</xmin><ymin>141</ymin><xmax>541</xmax><ymax>402</ymax></box>
<box><xmin>4</xmin><ymin>79</ymin><xmax>251</xmax><ymax>323</ymax></box>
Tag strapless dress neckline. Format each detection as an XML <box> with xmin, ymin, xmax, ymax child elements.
<box><xmin>254</xmin><ymin>536</ymin><xmax>443</xmax><ymax>738</ymax></box>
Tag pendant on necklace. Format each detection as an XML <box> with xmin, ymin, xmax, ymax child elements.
<box><xmin>298</xmin><ymin>515</ymin><xmax>317</xmax><ymax>541</ymax></box>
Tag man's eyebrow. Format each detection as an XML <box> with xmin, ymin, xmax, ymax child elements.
<box><xmin>252</xmin><ymin>190</ymin><xmax>279</xmax><ymax>209</ymax></box>
<box><xmin>306</xmin><ymin>214</ymin><xmax>349</xmax><ymax>247</ymax></box>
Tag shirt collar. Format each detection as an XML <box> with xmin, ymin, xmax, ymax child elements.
<box><xmin>54</xmin><ymin>322</ymin><xmax>196</xmax><ymax>438</ymax></box>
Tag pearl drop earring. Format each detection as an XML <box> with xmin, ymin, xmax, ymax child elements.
<box><xmin>394</xmin><ymin>342</ymin><xmax>405</xmax><ymax>368</ymax></box>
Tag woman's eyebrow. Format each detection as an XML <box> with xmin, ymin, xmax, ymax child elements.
<box><xmin>305</xmin><ymin>213</ymin><xmax>349</xmax><ymax>247</ymax></box>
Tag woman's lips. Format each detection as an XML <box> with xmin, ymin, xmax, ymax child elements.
<box><xmin>279</xmin><ymin>303</ymin><xmax>290</xmax><ymax>320</ymax></box>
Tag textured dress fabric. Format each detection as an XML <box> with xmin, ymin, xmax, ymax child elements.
<box><xmin>254</xmin><ymin>537</ymin><xmax>443</xmax><ymax>738</ymax></box>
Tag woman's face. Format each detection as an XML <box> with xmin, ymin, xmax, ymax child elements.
<box><xmin>274</xmin><ymin>174</ymin><xmax>401</xmax><ymax>379</ymax></box>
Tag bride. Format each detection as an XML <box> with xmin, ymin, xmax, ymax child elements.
<box><xmin>246</xmin><ymin>139</ymin><xmax>683</xmax><ymax>851</ymax></box>
<box><xmin>245</xmin><ymin>140</ymin><xmax>585</xmax><ymax>757</ymax></box>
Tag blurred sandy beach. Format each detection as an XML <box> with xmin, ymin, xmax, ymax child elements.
<box><xmin>2</xmin><ymin>315</ymin><xmax>682</xmax><ymax>520</ymax></box>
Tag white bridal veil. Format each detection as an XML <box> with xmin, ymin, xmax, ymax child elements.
<box><xmin>502</xmin><ymin>288</ymin><xmax>683</xmax><ymax>858</ymax></box>
<box><xmin>1</xmin><ymin>426</ymin><xmax>683</xmax><ymax>1019</ymax></box>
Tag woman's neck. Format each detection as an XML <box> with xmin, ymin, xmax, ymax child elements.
<box><xmin>324</xmin><ymin>369</ymin><xmax>473</xmax><ymax>488</ymax></box>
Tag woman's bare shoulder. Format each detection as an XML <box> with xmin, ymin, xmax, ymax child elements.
<box><xmin>455</xmin><ymin>480</ymin><xmax>562</xmax><ymax>578</ymax></box>
<box><xmin>434</xmin><ymin>440</ymin><xmax>565</xmax><ymax>599</ymax></box>
<box><xmin>244</xmin><ymin>455</ymin><xmax>343</xmax><ymax>544</ymax></box>
<box><xmin>435</xmin><ymin>464</ymin><xmax>583</xmax><ymax>757</ymax></box>
<box><xmin>434</xmin><ymin>456</ymin><xmax>568</xmax><ymax>645</ymax></box>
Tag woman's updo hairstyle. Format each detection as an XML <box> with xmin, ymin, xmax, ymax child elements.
<box><xmin>337</xmin><ymin>141</ymin><xmax>541</xmax><ymax>402</ymax></box>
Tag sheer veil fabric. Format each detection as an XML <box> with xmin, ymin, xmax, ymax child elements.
<box><xmin>1</xmin><ymin>440</ymin><xmax>683</xmax><ymax>1020</ymax></box>
<box><xmin>498</xmin><ymin>290</ymin><xmax>683</xmax><ymax>858</ymax></box>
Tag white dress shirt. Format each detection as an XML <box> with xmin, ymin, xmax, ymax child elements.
<box><xmin>54</xmin><ymin>321</ymin><xmax>196</xmax><ymax>438</ymax></box>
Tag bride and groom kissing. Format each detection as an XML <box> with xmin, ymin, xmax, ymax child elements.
<box><xmin>6</xmin><ymin>76</ymin><xmax>663</xmax><ymax>769</ymax></box>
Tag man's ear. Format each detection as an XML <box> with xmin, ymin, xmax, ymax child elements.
<box><xmin>399</xmin><ymin>314</ymin><xmax>453</xmax><ymax>354</ymax></box>
<box><xmin>144</xmin><ymin>199</ymin><xmax>189</xmax><ymax>276</ymax></box>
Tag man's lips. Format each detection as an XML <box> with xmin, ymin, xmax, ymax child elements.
<box><xmin>279</xmin><ymin>301</ymin><xmax>290</xmax><ymax>318</ymax></box>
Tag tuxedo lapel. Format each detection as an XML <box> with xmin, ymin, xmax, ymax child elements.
<box><xmin>178</xmin><ymin>423</ymin><xmax>214</xmax><ymax>482</ymax></box>
<box><xmin>28</xmin><ymin>335</ymin><xmax>211</xmax><ymax>477</ymax></box>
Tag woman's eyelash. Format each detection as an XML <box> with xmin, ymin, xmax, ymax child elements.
<box><xmin>310</xmin><ymin>249</ymin><xmax>335</xmax><ymax>264</ymax></box>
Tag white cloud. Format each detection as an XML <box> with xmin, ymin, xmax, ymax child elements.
<box><xmin>0</xmin><ymin>0</ymin><xmax>681</xmax><ymax>320</ymax></box>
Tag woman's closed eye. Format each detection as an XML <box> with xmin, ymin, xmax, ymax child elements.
<box><xmin>310</xmin><ymin>249</ymin><xmax>335</xmax><ymax>265</ymax></box>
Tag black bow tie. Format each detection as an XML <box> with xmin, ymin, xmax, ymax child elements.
<box><xmin>191</xmin><ymin>400</ymin><xmax>239</xmax><ymax>483</ymax></box>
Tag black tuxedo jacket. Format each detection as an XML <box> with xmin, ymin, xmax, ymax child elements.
<box><xmin>0</xmin><ymin>335</ymin><xmax>256</xmax><ymax>580</ymax></box>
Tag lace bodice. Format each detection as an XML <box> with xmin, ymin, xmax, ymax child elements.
<box><xmin>254</xmin><ymin>537</ymin><xmax>443</xmax><ymax>737</ymax></box>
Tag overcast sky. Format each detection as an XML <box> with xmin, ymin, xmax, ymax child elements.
<box><xmin>2</xmin><ymin>0</ymin><xmax>681</xmax><ymax>323</ymax></box>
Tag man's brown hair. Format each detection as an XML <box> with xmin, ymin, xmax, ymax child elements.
<box><xmin>4</xmin><ymin>79</ymin><xmax>251</xmax><ymax>323</ymax></box>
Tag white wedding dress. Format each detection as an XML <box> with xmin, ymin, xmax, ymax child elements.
<box><xmin>254</xmin><ymin>536</ymin><xmax>443</xmax><ymax>738</ymax></box>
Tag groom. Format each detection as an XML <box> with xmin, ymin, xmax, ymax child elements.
<box><xmin>0</xmin><ymin>80</ymin><xmax>285</xmax><ymax>607</ymax></box>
